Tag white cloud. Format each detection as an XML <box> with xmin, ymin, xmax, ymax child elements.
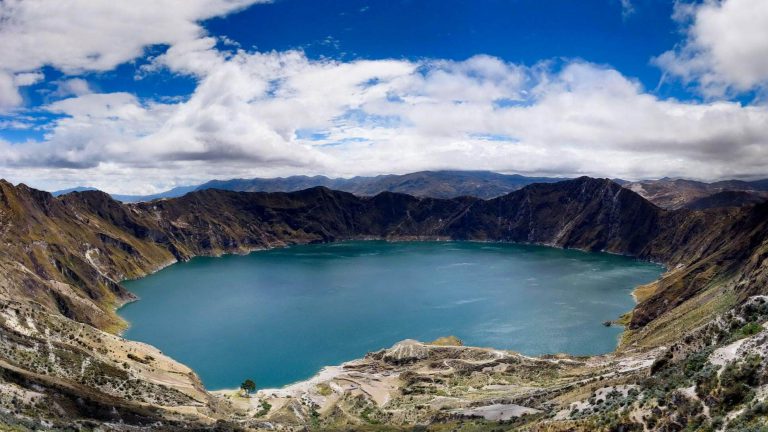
<box><xmin>0</xmin><ymin>0</ymin><xmax>269</xmax><ymax>109</ymax></box>
<box><xmin>0</xmin><ymin>72</ymin><xmax>22</xmax><ymax>108</ymax></box>
<box><xmin>0</xmin><ymin>0</ymin><xmax>266</xmax><ymax>73</ymax></box>
<box><xmin>0</xmin><ymin>71</ymin><xmax>43</xmax><ymax>109</ymax></box>
<box><xmin>655</xmin><ymin>0</ymin><xmax>768</xmax><ymax>96</ymax></box>
<box><xmin>1</xmin><ymin>0</ymin><xmax>767</xmax><ymax>193</ymax></box>
<box><xmin>3</xmin><ymin>50</ymin><xmax>768</xmax><ymax>193</ymax></box>
<box><xmin>143</xmin><ymin>37</ymin><xmax>227</xmax><ymax>78</ymax></box>
<box><xmin>52</xmin><ymin>79</ymin><xmax>92</xmax><ymax>98</ymax></box>
<box><xmin>13</xmin><ymin>72</ymin><xmax>44</xmax><ymax>87</ymax></box>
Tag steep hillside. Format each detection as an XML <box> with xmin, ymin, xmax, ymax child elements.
<box><xmin>0</xmin><ymin>181</ymin><xmax>176</xmax><ymax>330</ymax></box>
<box><xmin>448</xmin><ymin>178</ymin><xmax>661</xmax><ymax>256</ymax></box>
<box><xmin>8</xmin><ymin>177</ymin><xmax>768</xmax><ymax>346</ymax></box>
<box><xmin>2</xmin><ymin>177</ymin><xmax>768</xmax><ymax>430</ymax></box>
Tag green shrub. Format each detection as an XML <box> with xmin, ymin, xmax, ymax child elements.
<box><xmin>256</xmin><ymin>400</ymin><xmax>271</xmax><ymax>417</ymax></box>
<box><xmin>729</xmin><ymin>322</ymin><xmax>763</xmax><ymax>342</ymax></box>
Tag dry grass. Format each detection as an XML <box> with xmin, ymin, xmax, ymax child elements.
<box><xmin>429</xmin><ymin>336</ymin><xmax>463</xmax><ymax>346</ymax></box>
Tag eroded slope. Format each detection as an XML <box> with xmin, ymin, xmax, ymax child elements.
<box><xmin>1</xmin><ymin>177</ymin><xmax>768</xmax><ymax>430</ymax></box>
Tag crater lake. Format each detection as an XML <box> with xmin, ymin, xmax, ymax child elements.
<box><xmin>119</xmin><ymin>241</ymin><xmax>663</xmax><ymax>390</ymax></box>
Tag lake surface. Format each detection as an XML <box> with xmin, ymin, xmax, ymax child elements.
<box><xmin>119</xmin><ymin>241</ymin><xmax>663</xmax><ymax>390</ymax></box>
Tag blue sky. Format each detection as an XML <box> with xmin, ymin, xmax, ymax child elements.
<box><xmin>0</xmin><ymin>0</ymin><xmax>767</xmax><ymax>193</ymax></box>
<box><xmin>10</xmin><ymin>0</ymin><xmax>685</xmax><ymax>113</ymax></box>
<box><xmin>214</xmin><ymin>0</ymin><xmax>718</xmax><ymax>99</ymax></box>
<box><xmin>207</xmin><ymin>0</ymin><xmax>673</xmax><ymax>81</ymax></box>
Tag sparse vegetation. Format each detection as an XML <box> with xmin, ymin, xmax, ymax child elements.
<box><xmin>730</xmin><ymin>322</ymin><xmax>764</xmax><ymax>341</ymax></box>
<box><xmin>255</xmin><ymin>400</ymin><xmax>271</xmax><ymax>417</ymax></box>
<box><xmin>429</xmin><ymin>336</ymin><xmax>463</xmax><ymax>346</ymax></box>
<box><xmin>316</xmin><ymin>383</ymin><xmax>333</xmax><ymax>396</ymax></box>
<box><xmin>2</xmin><ymin>178</ymin><xmax>768</xmax><ymax>429</ymax></box>
<box><xmin>240</xmin><ymin>378</ymin><xmax>256</xmax><ymax>397</ymax></box>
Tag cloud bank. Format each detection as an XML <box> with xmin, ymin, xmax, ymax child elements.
<box><xmin>0</xmin><ymin>0</ymin><xmax>266</xmax><ymax>109</ymax></box>
<box><xmin>0</xmin><ymin>0</ymin><xmax>767</xmax><ymax>193</ymax></box>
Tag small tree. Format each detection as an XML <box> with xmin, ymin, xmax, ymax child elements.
<box><xmin>240</xmin><ymin>378</ymin><xmax>256</xmax><ymax>397</ymax></box>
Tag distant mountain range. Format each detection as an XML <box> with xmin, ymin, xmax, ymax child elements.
<box><xmin>195</xmin><ymin>171</ymin><xmax>568</xmax><ymax>199</ymax></box>
<box><xmin>52</xmin><ymin>185</ymin><xmax>198</xmax><ymax>202</ymax></box>
<box><xmin>53</xmin><ymin>171</ymin><xmax>567</xmax><ymax>202</ymax></box>
<box><xmin>53</xmin><ymin>170</ymin><xmax>768</xmax><ymax>210</ymax></box>
<box><xmin>624</xmin><ymin>177</ymin><xmax>768</xmax><ymax>209</ymax></box>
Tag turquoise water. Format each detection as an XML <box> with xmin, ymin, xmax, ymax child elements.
<box><xmin>119</xmin><ymin>241</ymin><xmax>663</xmax><ymax>390</ymax></box>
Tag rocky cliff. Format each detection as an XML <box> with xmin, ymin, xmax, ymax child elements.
<box><xmin>2</xmin><ymin>177</ymin><xmax>768</xmax><ymax>430</ymax></box>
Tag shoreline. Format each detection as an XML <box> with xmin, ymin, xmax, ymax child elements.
<box><xmin>109</xmin><ymin>237</ymin><xmax>667</xmax><ymax>395</ymax></box>
<box><xmin>211</xmin><ymin>363</ymin><xmax>348</xmax><ymax>399</ymax></box>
